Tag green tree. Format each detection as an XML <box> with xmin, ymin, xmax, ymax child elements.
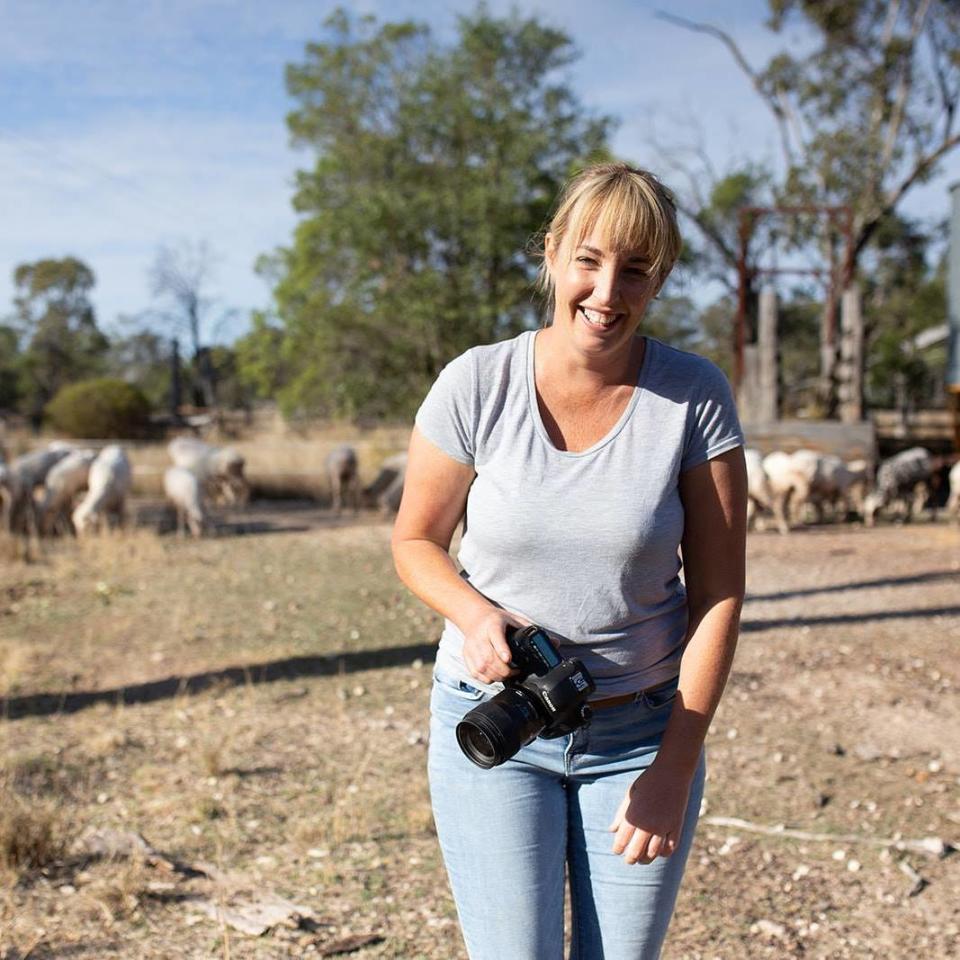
<box><xmin>234</xmin><ymin>311</ymin><xmax>290</xmax><ymax>401</ymax></box>
<box><xmin>12</xmin><ymin>257</ymin><xmax>108</xmax><ymax>425</ymax></box>
<box><xmin>662</xmin><ymin>2</ymin><xmax>960</xmax><ymax>410</ymax></box>
<box><xmin>267</xmin><ymin>6</ymin><xmax>611</xmax><ymax>418</ymax></box>
<box><xmin>0</xmin><ymin>324</ymin><xmax>20</xmax><ymax>411</ymax></box>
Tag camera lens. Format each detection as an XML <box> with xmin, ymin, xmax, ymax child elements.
<box><xmin>455</xmin><ymin>687</ymin><xmax>545</xmax><ymax>768</ymax></box>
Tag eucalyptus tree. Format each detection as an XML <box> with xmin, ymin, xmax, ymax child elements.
<box><xmin>12</xmin><ymin>257</ymin><xmax>108</xmax><ymax>424</ymax></box>
<box><xmin>661</xmin><ymin>1</ymin><xmax>960</xmax><ymax>408</ymax></box>
<box><xmin>266</xmin><ymin>7</ymin><xmax>611</xmax><ymax>419</ymax></box>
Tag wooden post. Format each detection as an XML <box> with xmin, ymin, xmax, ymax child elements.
<box><xmin>757</xmin><ymin>286</ymin><xmax>779</xmax><ymax>422</ymax></box>
<box><xmin>838</xmin><ymin>284</ymin><xmax>863</xmax><ymax>423</ymax></box>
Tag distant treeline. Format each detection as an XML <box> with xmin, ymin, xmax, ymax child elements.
<box><xmin>2</xmin><ymin>4</ymin><xmax>957</xmax><ymax>431</ymax></box>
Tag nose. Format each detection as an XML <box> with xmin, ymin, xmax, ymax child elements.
<box><xmin>592</xmin><ymin>264</ymin><xmax>620</xmax><ymax>306</ymax></box>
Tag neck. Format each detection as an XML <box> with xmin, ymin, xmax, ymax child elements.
<box><xmin>536</xmin><ymin>326</ymin><xmax>644</xmax><ymax>390</ymax></box>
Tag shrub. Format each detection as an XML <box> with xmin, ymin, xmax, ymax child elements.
<box><xmin>45</xmin><ymin>378</ymin><xmax>151</xmax><ymax>439</ymax></box>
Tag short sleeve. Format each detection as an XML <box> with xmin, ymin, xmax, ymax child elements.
<box><xmin>681</xmin><ymin>360</ymin><xmax>744</xmax><ymax>472</ymax></box>
<box><xmin>414</xmin><ymin>350</ymin><xmax>478</xmax><ymax>466</ymax></box>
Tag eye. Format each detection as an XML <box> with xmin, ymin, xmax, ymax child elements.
<box><xmin>576</xmin><ymin>256</ymin><xmax>598</xmax><ymax>266</ymax></box>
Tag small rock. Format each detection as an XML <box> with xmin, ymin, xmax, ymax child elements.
<box><xmin>792</xmin><ymin>864</ymin><xmax>811</xmax><ymax>881</ymax></box>
<box><xmin>847</xmin><ymin>859</ymin><xmax>861</xmax><ymax>872</ymax></box>
<box><xmin>751</xmin><ymin>919</ymin><xmax>786</xmax><ymax>939</ymax></box>
<box><xmin>59</xmin><ymin>885</ymin><xmax>77</xmax><ymax>896</ymax></box>
<box><xmin>832</xmin><ymin>849</ymin><xmax>846</xmax><ymax>861</ymax></box>
<box><xmin>411</xmin><ymin>658</ymin><xmax>424</xmax><ymax>670</ymax></box>
<box><xmin>351</xmin><ymin>685</ymin><xmax>366</xmax><ymax>697</ymax></box>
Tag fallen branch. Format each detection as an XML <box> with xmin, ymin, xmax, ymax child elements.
<box><xmin>702</xmin><ymin>816</ymin><xmax>953</xmax><ymax>858</ymax></box>
<box><xmin>898</xmin><ymin>859</ymin><xmax>929</xmax><ymax>896</ymax></box>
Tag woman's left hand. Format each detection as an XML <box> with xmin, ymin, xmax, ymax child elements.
<box><xmin>608</xmin><ymin>761</ymin><xmax>694</xmax><ymax>865</ymax></box>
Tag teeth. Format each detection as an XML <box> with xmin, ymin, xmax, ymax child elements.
<box><xmin>581</xmin><ymin>308</ymin><xmax>618</xmax><ymax>327</ymax></box>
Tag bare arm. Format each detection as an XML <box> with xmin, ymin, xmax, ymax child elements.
<box><xmin>611</xmin><ymin>446</ymin><xmax>747</xmax><ymax>864</ymax></box>
<box><xmin>391</xmin><ymin>427</ymin><xmax>526</xmax><ymax>683</ymax></box>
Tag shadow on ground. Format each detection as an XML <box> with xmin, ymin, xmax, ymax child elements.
<box><xmin>0</xmin><ymin>642</ymin><xmax>437</xmax><ymax>721</ymax></box>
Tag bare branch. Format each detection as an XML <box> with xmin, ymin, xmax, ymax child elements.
<box><xmin>655</xmin><ymin>11</ymin><xmax>797</xmax><ymax>169</ymax></box>
<box><xmin>854</xmin><ymin>128</ymin><xmax>960</xmax><ymax>259</ymax></box>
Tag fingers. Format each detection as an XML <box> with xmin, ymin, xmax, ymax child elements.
<box><xmin>464</xmin><ymin>627</ymin><xmax>515</xmax><ymax>684</ymax></box>
<box><xmin>620</xmin><ymin>831</ymin><xmax>673</xmax><ymax>865</ymax></box>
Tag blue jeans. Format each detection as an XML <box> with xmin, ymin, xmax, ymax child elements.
<box><xmin>427</xmin><ymin>665</ymin><xmax>705</xmax><ymax>960</ymax></box>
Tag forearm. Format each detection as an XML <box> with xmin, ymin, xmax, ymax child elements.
<box><xmin>653</xmin><ymin>595</ymin><xmax>742</xmax><ymax>778</ymax></box>
<box><xmin>392</xmin><ymin>537</ymin><xmax>496</xmax><ymax>635</ymax></box>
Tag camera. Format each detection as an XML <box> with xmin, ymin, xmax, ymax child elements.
<box><xmin>455</xmin><ymin>624</ymin><xmax>596</xmax><ymax>769</ymax></box>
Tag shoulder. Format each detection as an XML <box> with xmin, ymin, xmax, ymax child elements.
<box><xmin>644</xmin><ymin>339</ymin><xmax>736</xmax><ymax>411</ymax></box>
<box><xmin>461</xmin><ymin>331</ymin><xmax>529</xmax><ymax>374</ymax></box>
<box><xmin>646</xmin><ymin>338</ymin><xmax>730</xmax><ymax>386</ymax></box>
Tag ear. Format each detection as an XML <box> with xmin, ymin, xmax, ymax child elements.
<box><xmin>544</xmin><ymin>233</ymin><xmax>558</xmax><ymax>269</ymax></box>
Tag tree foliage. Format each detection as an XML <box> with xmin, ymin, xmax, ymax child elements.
<box><xmin>12</xmin><ymin>257</ymin><xmax>108</xmax><ymax>423</ymax></box>
<box><xmin>45</xmin><ymin>377</ymin><xmax>151</xmax><ymax>439</ymax></box>
<box><xmin>265</xmin><ymin>6</ymin><xmax>611</xmax><ymax>418</ymax></box>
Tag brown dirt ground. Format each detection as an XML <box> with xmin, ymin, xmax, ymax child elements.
<box><xmin>0</xmin><ymin>511</ymin><xmax>958</xmax><ymax>959</ymax></box>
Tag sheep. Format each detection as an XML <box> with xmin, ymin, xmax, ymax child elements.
<box><xmin>790</xmin><ymin>449</ymin><xmax>870</xmax><ymax>522</ymax></box>
<box><xmin>39</xmin><ymin>448</ymin><xmax>97</xmax><ymax>534</ymax></box>
<box><xmin>862</xmin><ymin>447</ymin><xmax>934</xmax><ymax>527</ymax></box>
<box><xmin>0</xmin><ymin>462</ymin><xmax>15</xmax><ymax>532</ymax></box>
<box><xmin>945</xmin><ymin>460</ymin><xmax>960</xmax><ymax>523</ymax></box>
<box><xmin>2</xmin><ymin>446</ymin><xmax>73</xmax><ymax>533</ymax></box>
<box><xmin>364</xmin><ymin>452</ymin><xmax>407</xmax><ymax>516</ymax></box>
<box><xmin>72</xmin><ymin>445</ymin><xmax>132</xmax><ymax>534</ymax></box>
<box><xmin>760</xmin><ymin>450</ymin><xmax>809</xmax><ymax>534</ymax></box>
<box><xmin>324</xmin><ymin>444</ymin><xmax>360</xmax><ymax>515</ymax></box>
<box><xmin>167</xmin><ymin>437</ymin><xmax>249</xmax><ymax>505</ymax></box>
<box><xmin>163</xmin><ymin>465</ymin><xmax>209</xmax><ymax>537</ymax></box>
<box><xmin>744</xmin><ymin>448</ymin><xmax>775</xmax><ymax>531</ymax></box>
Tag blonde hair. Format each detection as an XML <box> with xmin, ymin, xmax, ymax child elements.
<box><xmin>536</xmin><ymin>162</ymin><xmax>682</xmax><ymax>298</ymax></box>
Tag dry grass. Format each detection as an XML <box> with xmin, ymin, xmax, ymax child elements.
<box><xmin>0</xmin><ymin>779</ymin><xmax>69</xmax><ymax>877</ymax></box>
<box><xmin>0</xmin><ymin>518</ymin><xmax>958</xmax><ymax>957</ymax></box>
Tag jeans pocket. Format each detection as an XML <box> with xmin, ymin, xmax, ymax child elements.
<box><xmin>640</xmin><ymin>680</ymin><xmax>678</xmax><ymax>711</ymax></box>
<box><xmin>432</xmin><ymin>668</ymin><xmax>486</xmax><ymax>702</ymax></box>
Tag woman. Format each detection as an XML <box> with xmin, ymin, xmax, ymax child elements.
<box><xmin>392</xmin><ymin>162</ymin><xmax>746</xmax><ymax>960</ymax></box>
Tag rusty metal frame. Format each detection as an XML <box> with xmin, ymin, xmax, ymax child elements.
<box><xmin>734</xmin><ymin>205</ymin><xmax>854</xmax><ymax>391</ymax></box>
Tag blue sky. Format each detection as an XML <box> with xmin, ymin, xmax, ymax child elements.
<box><xmin>3</xmin><ymin>0</ymin><xmax>959</xmax><ymax>343</ymax></box>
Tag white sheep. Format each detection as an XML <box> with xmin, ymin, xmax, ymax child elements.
<box><xmin>944</xmin><ymin>460</ymin><xmax>960</xmax><ymax>523</ymax></box>
<box><xmin>168</xmin><ymin>437</ymin><xmax>249</xmax><ymax>505</ymax></box>
<box><xmin>760</xmin><ymin>450</ymin><xmax>809</xmax><ymax>534</ymax></box>
<box><xmin>791</xmin><ymin>449</ymin><xmax>870</xmax><ymax>522</ymax></box>
<box><xmin>324</xmin><ymin>444</ymin><xmax>360</xmax><ymax>515</ymax></box>
<box><xmin>744</xmin><ymin>448</ymin><xmax>774</xmax><ymax>531</ymax></box>
<box><xmin>39</xmin><ymin>448</ymin><xmax>97</xmax><ymax>534</ymax></box>
<box><xmin>365</xmin><ymin>452</ymin><xmax>407</xmax><ymax>515</ymax></box>
<box><xmin>163</xmin><ymin>465</ymin><xmax>208</xmax><ymax>537</ymax></box>
<box><xmin>72</xmin><ymin>445</ymin><xmax>132</xmax><ymax>535</ymax></box>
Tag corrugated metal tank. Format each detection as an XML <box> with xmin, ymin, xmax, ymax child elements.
<box><xmin>949</xmin><ymin>182</ymin><xmax>960</xmax><ymax>389</ymax></box>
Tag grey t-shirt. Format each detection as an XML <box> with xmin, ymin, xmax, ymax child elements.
<box><xmin>415</xmin><ymin>330</ymin><xmax>743</xmax><ymax>698</ymax></box>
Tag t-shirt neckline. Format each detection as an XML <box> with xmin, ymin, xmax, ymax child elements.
<box><xmin>525</xmin><ymin>329</ymin><xmax>653</xmax><ymax>458</ymax></box>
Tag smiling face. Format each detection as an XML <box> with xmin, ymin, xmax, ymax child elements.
<box><xmin>545</xmin><ymin>230</ymin><xmax>662</xmax><ymax>360</ymax></box>
<box><xmin>537</xmin><ymin>163</ymin><xmax>681</xmax><ymax>365</ymax></box>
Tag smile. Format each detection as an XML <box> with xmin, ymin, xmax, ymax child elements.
<box><xmin>579</xmin><ymin>306</ymin><xmax>623</xmax><ymax>330</ymax></box>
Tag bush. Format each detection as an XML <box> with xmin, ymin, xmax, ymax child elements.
<box><xmin>45</xmin><ymin>378</ymin><xmax>151</xmax><ymax>439</ymax></box>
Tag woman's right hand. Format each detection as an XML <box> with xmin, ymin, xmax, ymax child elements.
<box><xmin>460</xmin><ymin>607</ymin><xmax>531</xmax><ymax>684</ymax></box>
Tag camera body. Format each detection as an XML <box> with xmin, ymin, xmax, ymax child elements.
<box><xmin>455</xmin><ymin>624</ymin><xmax>596</xmax><ymax>769</ymax></box>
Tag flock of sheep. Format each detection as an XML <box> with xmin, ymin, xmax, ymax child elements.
<box><xmin>2</xmin><ymin>434</ymin><xmax>956</xmax><ymax>541</ymax></box>
<box><xmin>746</xmin><ymin>445</ymin><xmax>960</xmax><ymax>533</ymax></box>
<box><xmin>0</xmin><ymin>438</ymin><xmax>408</xmax><ymax>539</ymax></box>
